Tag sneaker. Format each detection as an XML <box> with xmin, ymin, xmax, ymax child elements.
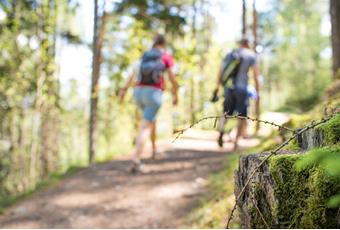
<box><xmin>130</xmin><ymin>161</ymin><xmax>142</xmax><ymax>174</ymax></box>
<box><xmin>151</xmin><ymin>150</ymin><xmax>160</xmax><ymax>160</ymax></box>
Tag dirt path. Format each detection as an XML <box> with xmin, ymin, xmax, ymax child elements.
<box><xmin>0</xmin><ymin>128</ymin><xmax>264</xmax><ymax>228</ymax></box>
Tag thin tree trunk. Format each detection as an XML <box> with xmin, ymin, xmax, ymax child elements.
<box><xmin>190</xmin><ymin>0</ymin><xmax>197</xmax><ymax>124</ymax></box>
<box><xmin>252</xmin><ymin>0</ymin><xmax>257</xmax><ymax>51</ymax></box>
<box><xmin>242</xmin><ymin>0</ymin><xmax>247</xmax><ymax>36</ymax></box>
<box><xmin>39</xmin><ymin>0</ymin><xmax>59</xmax><ymax>176</ymax></box>
<box><xmin>89</xmin><ymin>0</ymin><xmax>106</xmax><ymax>164</ymax></box>
<box><xmin>198</xmin><ymin>0</ymin><xmax>210</xmax><ymax>113</ymax></box>
<box><xmin>330</xmin><ymin>0</ymin><xmax>340</xmax><ymax>78</ymax></box>
<box><xmin>252</xmin><ymin>0</ymin><xmax>260</xmax><ymax>133</ymax></box>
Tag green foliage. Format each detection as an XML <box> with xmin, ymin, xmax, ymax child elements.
<box><xmin>259</xmin><ymin>0</ymin><xmax>332</xmax><ymax>111</ymax></box>
<box><xmin>0</xmin><ymin>0</ymin><xmax>83</xmax><ymax>203</ymax></box>
<box><xmin>114</xmin><ymin>0</ymin><xmax>187</xmax><ymax>34</ymax></box>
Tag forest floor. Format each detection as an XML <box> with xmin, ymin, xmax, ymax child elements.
<box><xmin>0</xmin><ymin>113</ymin><xmax>289</xmax><ymax>228</ymax></box>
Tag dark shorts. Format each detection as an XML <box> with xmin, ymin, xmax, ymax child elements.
<box><xmin>223</xmin><ymin>87</ymin><xmax>248</xmax><ymax>117</ymax></box>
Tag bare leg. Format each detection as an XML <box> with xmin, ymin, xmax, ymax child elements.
<box><xmin>133</xmin><ymin>119</ymin><xmax>152</xmax><ymax>165</ymax></box>
<box><xmin>234</xmin><ymin>119</ymin><xmax>246</xmax><ymax>150</ymax></box>
<box><xmin>219</xmin><ymin>116</ymin><xmax>226</xmax><ymax>133</ymax></box>
<box><xmin>218</xmin><ymin>116</ymin><xmax>227</xmax><ymax>147</ymax></box>
<box><xmin>133</xmin><ymin>109</ymin><xmax>140</xmax><ymax>146</ymax></box>
<box><xmin>242</xmin><ymin>121</ymin><xmax>248</xmax><ymax>138</ymax></box>
<box><xmin>150</xmin><ymin>122</ymin><xmax>157</xmax><ymax>159</ymax></box>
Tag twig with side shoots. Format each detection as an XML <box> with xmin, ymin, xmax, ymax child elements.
<box><xmin>225</xmin><ymin>112</ymin><xmax>338</xmax><ymax>228</ymax></box>
<box><xmin>172</xmin><ymin>113</ymin><xmax>295</xmax><ymax>143</ymax></box>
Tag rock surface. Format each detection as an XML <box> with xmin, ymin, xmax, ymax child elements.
<box><xmin>234</xmin><ymin>154</ymin><xmax>278</xmax><ymax>228</ymax></box>
<box><xmin>297</xmin><ymin>128</ymin><xmax>324</xmax><ymax>150</ymax></box>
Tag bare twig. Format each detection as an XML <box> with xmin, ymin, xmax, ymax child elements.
<box><xmin>172</xmin><ymin>113</ymin><xmax>294</xmax><ymax>143</ymax></box>
<box><xmin>172</xmin><ymin>115</ymin><xmax>220</xmax><ymax>143</ymax></box>
<box><xmin>225</xmin><ymin>113</ymin><xmax>338</xmax><ymax>228</ymax></box>
<box><xmin>251</xmin><ymin>195</ymin><xmax>269</xmax><ymax>228</ymax></box>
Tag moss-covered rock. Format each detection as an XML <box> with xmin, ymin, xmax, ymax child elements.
<box><xmin>234</xmin><ymin>111</ymin><xmax>340</xmax><ymax>228</ymax></box>
<box><xmin>269</xmin><ymin>153</ymin><xmax>340</xmax><ymax>228</ymax></box>
<box><xmin>294</xmin><ymin>114</ymin><xmax>339</xmax><ymax>150</ymax></box>
<box><xmin>235</xmin><ymin>150</ymin><xmax>340</xmax><ymax>228</ymax></box>
<box><xmin>317</xmin><ymin>113</ymin><xmax>340</xmax><ymax>146</ymax></box>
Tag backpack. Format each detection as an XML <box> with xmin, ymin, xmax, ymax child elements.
<box><xmin>138</xmin><ymin>49</ymin><xmax>166</xmax><ymax>85</ymax></box>
<box><xmin>220</xmin><ymin>50</ymin><xmax>242</xmax><ymax>86</ymax></box>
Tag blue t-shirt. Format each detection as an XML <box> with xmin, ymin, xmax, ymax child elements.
<box><xmin>222</xmin><ymin>48</ymin><xmax>257</xmax><ymax>89</ymax></box>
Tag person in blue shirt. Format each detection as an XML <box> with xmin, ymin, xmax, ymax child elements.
<box><xmin>213</xmin><ymin>37</ymin><xmax>260</xmax><ymax>150</ymax></box>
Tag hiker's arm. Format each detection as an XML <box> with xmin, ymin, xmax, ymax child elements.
<box><xmin>167</xmin><ymin>68</ymin><xmax>178</xmax><ymax>105</ymax></box>
<box><xmin>253</xmin><ymin>64</ymin><xmax>260</xmax><ymax>98</ymax></box>
<box><xmin>119</xmin><ymin>72</ymin><xmax>135</xmax><ymax>103</ymax></box>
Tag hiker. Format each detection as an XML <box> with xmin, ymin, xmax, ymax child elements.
<box><xmin>211</xmin><ymin>37</ymin><xmax>260</xmax><ymax>150</ymax></box>
<box><xmin>119</xmin><ymin>34</ymin><xmax>178</xmax><ymax>172</ymax></box>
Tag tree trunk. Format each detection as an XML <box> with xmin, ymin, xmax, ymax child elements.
<box><xmin>189</xmin><ymin>0</ymin><xmax>197</xmax><ymax>124</ymax></box>
<box><xmin>39</xmin><ymin>0</ymin><xmax>60</xmax><ymax>177</ymax></box>
<box><xmin>330</xmin><ymin>0</ymin><xmax>340</xmax><ymax>78</ymax></box>
<box><xmin>252</xmin><ymin>0</ymin><xmax>257</xmax><ymax>50</ymax></box>
<box><xmin>242</xmin><ymin>0</ymin><xmax>247</xmax><ymax>36</ymax></box>
<box><xmin>252</xmin><ymin>0</ymin><xmax>260</xmax><ymax>133</ymax></box>
<box><xmin>89</xmin><ymin>0</ymin><xmax>106</xmax><ymax>164</ymax></box>
<box><xmin>198</xmin><ymin>0</ymin><xmax>211</xmax><ymax>113</ymax></box>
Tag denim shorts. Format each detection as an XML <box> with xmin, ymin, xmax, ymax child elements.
<box><xmin>133</xmin><ymin>86</ymin><xmax>163</xmax><ymax>122</ymax></box>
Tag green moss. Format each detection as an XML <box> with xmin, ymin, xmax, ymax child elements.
<box><xmin>317</xmin><ymin>114</ymin><xmax>340</xmax><ymax>146</ymax></box>
<box><xmin>283</xmin><ymin>138</ymin><xmax>300</xmax><ymax>150</ymax></box>
<box><xmin>267</xmin><ymin>153</ymin><xmax>340</xmax><ymax>228</ymax></box>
